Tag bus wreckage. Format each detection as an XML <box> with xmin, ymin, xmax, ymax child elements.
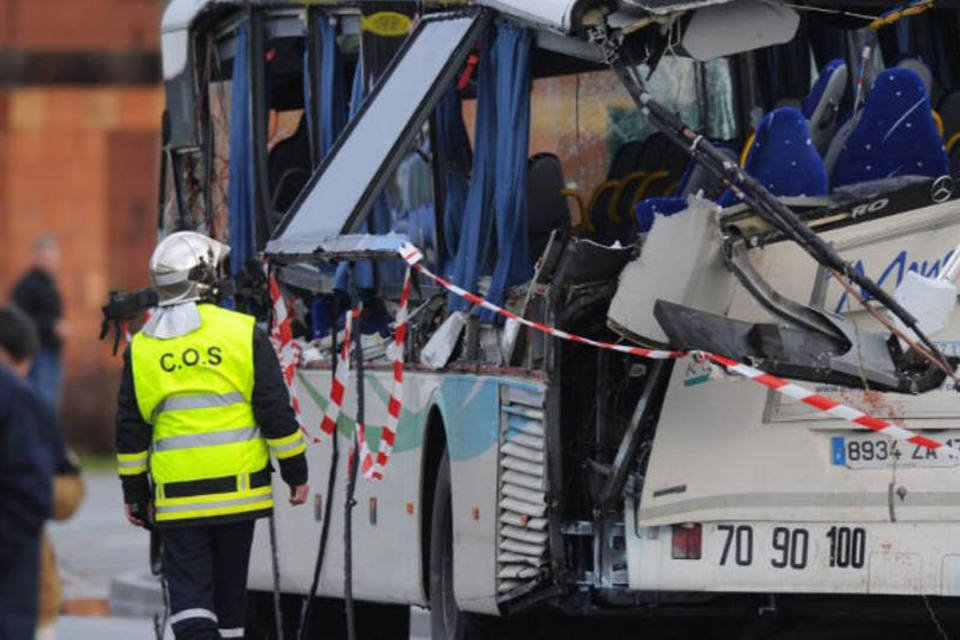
<box><xmin>132</xmin><ymin>0</ymin><xmax>960</xmax><ymax>635</ymax></box>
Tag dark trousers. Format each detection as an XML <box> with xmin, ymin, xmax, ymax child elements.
<box><xmin>0</xmin><ymin>536</ymin><xmax>40</xmax><ymax>640</ymax></box>
<box><xmin>27</xmin><ymin>348</ymin><xmax>61</xmax><ymax>413</ymax></box>
<box><xmin>163</xmin><ymin>519</ymin><xmax>256</xmax><ymax>640</ymax></box>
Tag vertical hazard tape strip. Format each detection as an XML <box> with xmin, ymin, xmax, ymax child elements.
<box><xmin>319</xmin><ymin>307</ymin><xmax>359</xmax><ymax>440</ymax></box>
<box><xmin>268</xmin><ymin>274</ymin><xmax>306</xmax><ymax>436</ymax></box>
<box><xmin>360</xmin><ymin>268</ymin><xmax>411</xmax><ymax>481</ymax></box>
<box><xmin>312</xmin><ymin>271</ymin><xmax>411</xmax><ymax>481</ymax></box>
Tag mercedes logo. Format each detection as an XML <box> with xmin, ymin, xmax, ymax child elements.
<box><xmin>931</xmin><ymin>175</ymin><xmax>955</xmax><ymax>203</ymax></box>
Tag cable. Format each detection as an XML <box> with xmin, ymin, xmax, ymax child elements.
<box><xmin>297</xmin><ymin>295</ymin><xmax>343</xmax><ymax>640</ymax></box>
<box><xmin>153</xmin><ymin>575</ymin><xmax>170</xmax><ymax>640</ymax></box>
<box><xmin>780</xmin><ymin>3</ymin><xmax>881</xmax><ymax>21</ymax></box>
<box><xmin>343</xmin><ymin>305</ymin><xmax>363</xmax><ymax>640</ymax></box>
<box><xmin>829</xmin><ymin>269</ymin><xmax>958</xmax><ymax>384</ymax></box>
<box><xmin>268</xmin><ymin>513</ymin><xmax>285</xmax><ymax>640</ymax></box>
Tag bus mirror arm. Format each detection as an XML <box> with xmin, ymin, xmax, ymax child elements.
<box><xmin>608</xmin><ymin>44</ymin><xmax>955</xmax><ymax>389</ymax></box>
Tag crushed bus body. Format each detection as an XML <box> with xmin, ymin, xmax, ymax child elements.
<box><xmin>143</xmin><ymin>0</ymin><xmax>960</xmax><ymax>635</ymax></box>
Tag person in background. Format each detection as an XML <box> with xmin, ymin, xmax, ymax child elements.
<box><xmin>11</xmin><ymin>235</ymin><xmax>71</xmax><ymax>411</ymax></box>
<box><xmin>0</xmin><ymin>305</ymin><xmax>59</xmax><ymax>639</ymax></box>
<box><xmin>0</xmin><ymin>305</ymin><xmax>81</xmax><ymax>640</ymax></box>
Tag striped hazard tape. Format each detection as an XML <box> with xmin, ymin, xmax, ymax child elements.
<box><xmin>268</xmin><ymin>274</ymin><xmax>307</xmax><ymax>437</ymax></box>
<box><xmin>361</xmin><ymin>268</ymin><xmax>411</xmax><ymax>481</ymax></box>
<box><xmin>318</xmin><ymin>307</ymin><xmax>360</xmax><ymax>440</ymax></box>
<box><xmin>316</xmin><ymin>271</ymin><xmax>411</xmax><ymax>481</ymax></box>
<box><xmin>398</xmin><ymin>243</ymin><xmax>684</xmax><ymax>360</ymax></box>
<box><xmin>704</xmin><ymin>353</ymin><xmax>957</xmax><ymax>458</ymax></box>
<box><xmin>397</xmin><ymin>241</ymin><xmax>960</xmax><ymax>460</ymax></box>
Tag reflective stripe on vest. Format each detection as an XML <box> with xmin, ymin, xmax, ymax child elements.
<box><xmin>155</xmin><ymin>492</ymin><xmax>271</xmax><ymax>515</ymax></box>
<box><xmin>154</xmin><ymin>426</ymin><xmax>261</xmax><ymax>452</ymax></box>
<box><xmin>151</xmin><ymin>391</ymin><xmax>246</xmax><ymax>423</ymax></box>
<box><xmin>131</xmin><ymin>304</ymin><xmax>271</xmax><ymax>522</ymax></box>
<box><xmin>117</xmin><ymin>451</ymin><xmax>149</xmax><ymax>476</ymax></box>
<box><xmin>266</xmin><ymin>431</ymin><xmax>307</xmax><ymax>460</ymax></box>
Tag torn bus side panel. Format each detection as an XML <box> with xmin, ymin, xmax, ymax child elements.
<box><xmin>605</xmin><ymin>193</ymin><xmax>954</xmax><ymax>393</ymax></box>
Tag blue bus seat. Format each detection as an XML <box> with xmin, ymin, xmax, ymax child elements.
<box><xmin>717</xmin><ymin>107</ymin><xmax>828</xmax><ymax>207</ymax></box>
<box><xmin>803</xmin><ymin>58</ymin><xmax>848</xmax><ymax>156</ymax></box>
<box><xmin>634</xmin><ymin>142</ymin><xmax>739</xmax><ymax>234</ymax></box>
<box><xmin>832</xmin><ymin>68</ymin><xmax>949</xmax><ymax>188</ymax></box>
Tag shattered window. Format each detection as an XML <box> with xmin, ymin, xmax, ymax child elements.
<box><xmin>702</xmin><ymin>58</ymin><xmax>738</xmax><ymax>139</ymax></box>
<box><xmin>523</xmin><ymin>58</ymin><xmax>737</xmax><ymax>227</ymax></box>
<box><xmin>607</xmin><ymin>57</ymin><xmax>737</xmax><ymax>152</ymax></box>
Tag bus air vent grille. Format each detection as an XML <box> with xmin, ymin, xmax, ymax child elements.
<box><xmin>497</xmin><ymin>386</ymin><xmax>547</xmax><ymax>599</ymax></box>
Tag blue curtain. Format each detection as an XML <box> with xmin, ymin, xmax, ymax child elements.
<box><xmin>448</xmin><ymin>30</ymin><xmax>499</xmax><ymax>312</ymax></box>
<box><xmin>227</xmin><ymin>21</ymin><xmax>256</xmax><ymax>276</ymax></box>
<box><xmin>304</xmin><ymin>15</ymin><xmax>348</xmax><ymax>162</ymax></box>
<box><xmin>435</xmin><ymin>84</ymin><xmax>471</xmax><ymax>273</ymax></box>
<box><xmin>319</xmin><ymin>16</ymin><xmax>347</xmax><ymax>157</ymax></box>
<box><xmin>448</xmin><ymin>22</ymin><xmax>532</xmax><ymax>320</ymax></box>
<box><xmin>481</xmin><ymin>21</ymin><xmax>532</xmax><ymax>322</ymax></box>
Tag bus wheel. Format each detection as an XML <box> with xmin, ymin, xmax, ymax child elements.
<box><xmin>429</xmin><ymin>453</ymin><xmax>478</xmax><ymax>639</ymax></box>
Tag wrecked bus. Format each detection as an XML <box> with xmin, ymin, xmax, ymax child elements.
<box><xmin>153</xmin><ymin>0</ymin><xmax>960</xmax><ymax>635</ymax></box>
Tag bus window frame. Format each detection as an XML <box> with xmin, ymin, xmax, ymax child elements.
<box><xmin>266</xmin><ymin>8</ymin><xmax>488</xmax><ymax>259</ymax></box>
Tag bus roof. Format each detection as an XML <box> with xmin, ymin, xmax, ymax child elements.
<box><xmin>160</xmin><ymin>0</ymin><xmax>739</xmax><ymax>37</ymax></box>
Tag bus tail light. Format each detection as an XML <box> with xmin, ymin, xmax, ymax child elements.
<box><xmin>671</xmin><ymin>523</ymin><xmax>702</xmax><ymax>560</ymax></box>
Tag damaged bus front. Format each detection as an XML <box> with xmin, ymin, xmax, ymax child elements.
<box><xmin>156</xmin><ymin>0</ymin><xmax>960</xmax><ymax>634</ymax></box>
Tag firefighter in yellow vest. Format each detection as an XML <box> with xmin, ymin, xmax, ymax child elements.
<box><xmin>115</xmin><ymin>232</ymin><xmax>308</xmax><ymax>640</ymax></box>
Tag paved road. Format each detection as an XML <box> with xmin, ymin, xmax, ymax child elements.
<box><xmin>49</xmin><ymin>473</ymin><xmax>148</xmax><ymax>604</ymax></box>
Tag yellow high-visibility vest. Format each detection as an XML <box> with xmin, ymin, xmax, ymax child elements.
<box><xmin>131</xmin><ymin>304</ymin><xmax>272</xmax><ymax>524</ymax></box>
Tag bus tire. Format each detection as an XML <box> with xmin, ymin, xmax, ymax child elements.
<box><xmin>429</xmin><ymin>452</ymin><xmax>479</xmax><ymax>639</ymax></box>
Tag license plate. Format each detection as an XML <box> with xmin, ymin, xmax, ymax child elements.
<box><xmin>713</xmin><ymin>523</ymin><xmax>868</xmax><ymax>573</ymax></box>
<box><xmin>831</xmin><ymin>435</ymin><xmax>960</xmax><ymax>469</ymax></box>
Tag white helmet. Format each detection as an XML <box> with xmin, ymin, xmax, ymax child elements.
<box><xmin>149</xmin><ymin>231</ymin><xmax>231</xmax><ymax>306</ymax></box>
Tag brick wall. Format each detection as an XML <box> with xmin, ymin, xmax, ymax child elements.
<box><xmin>0</xmin><ymin>0</ymin><xmax>163</xmax><ymax>450</ymax></box>
<box><xmin>0</xmin><ymin>0</ymin><xmax>160</xmax><ymax>51</ymax></box>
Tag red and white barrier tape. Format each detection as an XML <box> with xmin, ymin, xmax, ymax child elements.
<box><xmin>319</xmin><ymin>307</ymin><xmax>359</xmax><ymax>440</ymax></box>
<box><xmin>397</xmin><ymin>241</ymin><xmax>960</xmax><ymax>459</ymax></box>
<box><xmin>268</xmin><ymin>274</ymin><xmax>306</xmax><ymax>435</ymax></box>
<box><xmin>360</xmin><ymin>268</ymin><xmax>411</xmax><ymax>481</ymax></box>
<box><xmin>398</xmin><ymin>243</ymin><xmax>683</xmax><ymax>360</ymax></box>
<box><xmin>704</xmin><ymin>353</ymin><xmax>956</xmax><ymax>458</ymax></box>
<box><xmin>315</xmin><ymin>272</ymin><xmax>411</xmax><ymax>481</ymax></box>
